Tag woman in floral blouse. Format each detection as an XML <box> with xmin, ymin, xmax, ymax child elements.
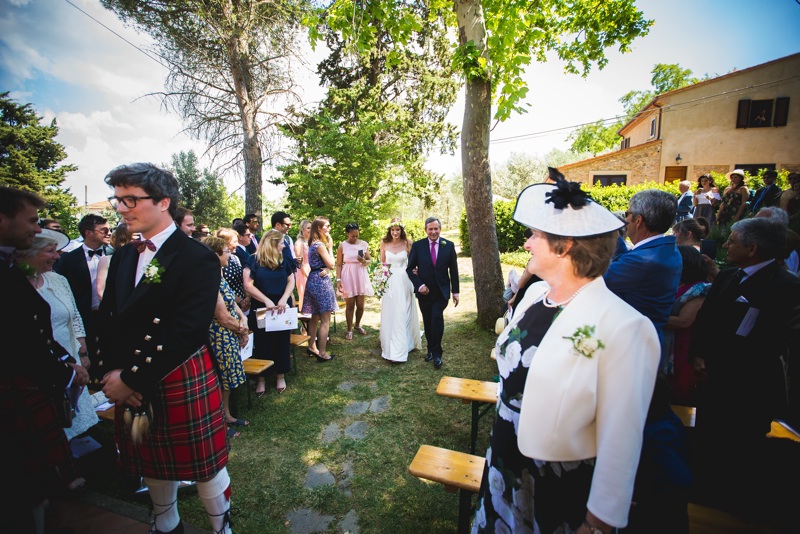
<box><xmin>472</xmin><ymin>170</ymin><xmax>660</xmax><ymax>534</ymax></box>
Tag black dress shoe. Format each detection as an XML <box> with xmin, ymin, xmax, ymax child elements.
<box><xmin>433</xmin><ymin>355</ymin><xmax>442</xmax><ymax>369</ymax></box>
<box><xmin>424</xmin><ymin>352</ymin><xmax>434</xmax><ymax>362</ymax></box>
<box><xmin>316</xmin><ymin>353</ymin><xmax>335</xmax><ymax>363</ymax></box>
<box><xmin>151</xmin><ymin>520</ymin><xmax>184</xmax><ymax>534</ymax></box>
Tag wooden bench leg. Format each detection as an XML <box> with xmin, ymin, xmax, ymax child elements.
<box><xmin>458</xmin><ymin>489</ymin><xmax>475</xmax><ymax>534</ymax></box>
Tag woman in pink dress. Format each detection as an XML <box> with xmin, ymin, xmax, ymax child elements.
<box><xmin>336</xmin><ymin>222</ymin><xmax>374</xmax><ymax>340</ymax></box>
<box><xmin>294</xmin><ymin>220</ymin><xmax>311</xmax><ymax>311</ymax></box>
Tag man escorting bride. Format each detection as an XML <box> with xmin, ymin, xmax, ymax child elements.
<box><xmin>379</xmin><ymin>219</ymin><xmax>422</xmax><ymax>362</ymax></box>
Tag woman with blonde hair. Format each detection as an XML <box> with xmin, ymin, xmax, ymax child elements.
<box><xmin>216</xmin><ymin>227</ymin><xmax>250</xmax><ymax>312</ymax></box>
<box><xmin>201</xmin><ymin>236</ymin><xmax>249</xmax><ymax>434</ymax></box>
<box><xmin>294</xmin><ymin>219</ymin><xmax>312</xmax><ymax>311</ymax></box>
<box><xmin>379</xmin><ymin>218</ymin><xmax>421</xmax><ymax>362</ymax></box>
<box><xmin>301</xmin><ymin>217</ymin><xmax>338</xmax><ymax>362</ymax></box>
<box><xmin>244</xmin><ymin>230</ymin><xmax>296</xmax><ymax>394</ymax></box>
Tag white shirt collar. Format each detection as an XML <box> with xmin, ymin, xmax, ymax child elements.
<box><xmin>631</xmin><ymin>234</ymin><xmax>664</xmax><ymax>249</ymax></box>
<box><xmin>741</xmin><ymin>259</ymin><xmax>775</xmax><ymax>281</ymax></box>
<box><xmin>147</xmin><ymin>223</ymin><xmax>177</xmax><ymax>250</ymax></box>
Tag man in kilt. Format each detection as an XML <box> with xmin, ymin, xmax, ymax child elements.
<box><xmin>97</xmin><ymin>163</ymin><xmax>232</xmax><ymax>534</ymax></box>
<box><xmin>0</xmin><ymin>186</ymin><xmax>90</xmax><ymax>532</ymax></box>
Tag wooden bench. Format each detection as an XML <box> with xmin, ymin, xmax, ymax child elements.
<box><xmin>670</xmin><ymin>405</ymin><xmax>696</xmax><ymax>428</ymax></box>
<box><xmin>97</xmin><ymin>404</ymin><xmax>115</xmax><ymax>423</ymax></box>
<box><xmin>409</xmin><ymin>445</ymin><xmax>485</xmax><ymax>534</ymax></box>
<box><xmin>290</xmin><ymin>333</ymin><xmax>310</xmax><ymax>374</ymax></box>
<box><xmin>242</xmin><ymin>358</ymin><xmax>274</xmax><ymax>406</ymax></box>
<box><xmin>436</xmin><ymin>376</ymin><xmax>497</xmax><ymax>454</ymax></box>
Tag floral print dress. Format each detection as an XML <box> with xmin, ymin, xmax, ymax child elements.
<box><xmin>208</xmin><ymin>278</ymin><xmax>246</xmax><ymax>391</ymax></box>
<box><xmin>472</xmin><ymin>301</ymin><xmax>596</xmax><ymax>534</ymax></box>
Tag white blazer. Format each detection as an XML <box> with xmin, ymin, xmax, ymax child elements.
<box><xmin>501</xmin><ymin>277</ymin><xmax>659</xmax><ymax>527</ymax></box>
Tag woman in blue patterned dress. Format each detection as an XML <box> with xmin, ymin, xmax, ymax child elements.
<box><xmin>472</xmin><ymin>170</ymin><xmax>660</xmax><ymax>534</ymax></box>
<box><xmin>301</xmin><ymin>217</ymin><xmax>338</xmax><ymax>362</ymax></box>
<box><xmin>202</xmin><ymin>237</ymin><xmax>249</xmax><ymax>436</ymax></box>
<box><xmin>244</xmin><ymin>230</ymin><xmax>296</xmax><ymax>394</ymax></box>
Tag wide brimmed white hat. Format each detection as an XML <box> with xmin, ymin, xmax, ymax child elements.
<box><xmin>36</xmin><ymin>228</ymin><xmax>70</xmax><ymax>251</ymax></box>
<box><xmin>513</xmin><ymin>180</ymin><xmax>625</xmax><ymax>238</ymax></box>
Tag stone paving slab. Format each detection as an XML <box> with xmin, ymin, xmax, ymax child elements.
<box><xmin>304</xmin><ymin>463</ymin><xmax>335</xmax><ymax>489</ymax></box>
<box><xmin>321</xmin><ymin>423</ymin><xmax>340</xmax><ymax>443</ymax></box>
<box><xmin>286</xmin><ymin>509</ymin><xmax>335</xmax><ymax>534</ymax></box>
<box><xmin>339</xmin><ymin>509</ymin><xmax>359</xmax><ymax>533</ymax></box>
<box><xmin>344</xmin><ymin>401</ymin><xmax>369</xmax><ymax>415</ymax></box>
<box><xmin>369</xmin><ymin>396</ymin><xmax>389</xmax><ymax>413</ymax></box>
<box><xmin>344</xmin><ymin>421</ymin><xmax>368</xmax><ymax>440</ymax></box>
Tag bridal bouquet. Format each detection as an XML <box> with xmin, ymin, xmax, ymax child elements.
<box><xmin>368</xmin><ymin>260</ymin><xmax>392</xmax><ymax>299</ymax></box>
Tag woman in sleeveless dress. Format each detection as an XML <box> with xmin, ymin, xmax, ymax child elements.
<box><xmin>336</xmin><ymin>222</ymin><xmax>373</xmax><ymax>340</ymax></box>
<box><xmin>717</xmin><ymin>170</ymin><xmax>749</xmax><ymax>225</ymax></box>
<box><xmin>379</xmin><ymin>219</ymin><xmax>421</xmax><ymax>362</ymax></box>
<box><xmin>692</xmin><ymin>174</ymin><xmax>720</xmax><ymax>226</ymax></box>
<box><xmin>300</xmin><ymin>217</ymin><xmax>338</xmax><ymax>362</ymax></box>
<box><xmin>294</xmin><ymin>220</ymin><xmax>311</xmax><ymax>312</ymax></box>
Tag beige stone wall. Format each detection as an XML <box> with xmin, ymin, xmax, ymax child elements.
<box><xmin>561</xmin><ymin>141</ymin><xmax>662</xmax><ymax>185</ymax></box>
<box><xmin>690</xmin><ymin>165</ymin><xmax>730</xmax><ymax>180</ymax></box>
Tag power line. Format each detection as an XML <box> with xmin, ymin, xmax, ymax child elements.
<box><xmin>64</xmin><ymin>0</ymin><xmax>166</xmax><ymax>68</ymax></box>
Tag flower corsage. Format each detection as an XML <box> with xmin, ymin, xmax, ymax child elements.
<box><xmin>564</xmin><ymin>325</ymin><xmax>604</xmax><ymax>358</ymax></box>
<box><xmin>142</xmin><ymin>259</ymin><xmax>165</xmax><ymax>284</ymax></box>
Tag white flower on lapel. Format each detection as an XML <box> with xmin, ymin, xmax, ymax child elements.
<box><xmin>563</xmin><ymin>325</ymin><xmax>604</xmax><ymax>358</ymax></box>
<box><xmin>142</xmin><ymin>259</ymin><xmax>165</xmax><ymax>284</ymax></box>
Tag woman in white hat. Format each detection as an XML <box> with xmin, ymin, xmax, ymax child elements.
<box><xmin>16</xmin><ymin>228</ymin><xmax>99</xmax><ymax>487</ymax></box>
<box><xmin>717</xmin><ymin>169</ymin><xmax>749</xmax><ymax>225</ymax></box>
<box><xmin>472</xmin><ymin>169</ymin><xmax>660</xmax><ymax>534</ymax></box>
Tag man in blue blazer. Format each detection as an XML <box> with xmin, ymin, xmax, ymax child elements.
<box><xmin>605</xmin><ymin>189</ymin><xmax>682</xmax><ymax>351</ymax></box>
<box><xmin>407</xmin><ymin>217</ymin><xmax>459</xmax><ymax>369</ymax></box>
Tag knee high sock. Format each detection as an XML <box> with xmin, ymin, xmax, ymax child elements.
<box><xmin>143</xmin><ymin>478</ymin><xmax>180</xmax><ymax>532</ymax></box>
<box><xmin>197</xmin><ymin>468</ymin><xmax>232</xmax><ymax>534</ymax></box>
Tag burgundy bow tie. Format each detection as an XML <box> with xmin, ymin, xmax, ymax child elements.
<box><xmin>131</xmin><ymin>239</ymin><xmax>157</xmax><ymax>254</ymax></box>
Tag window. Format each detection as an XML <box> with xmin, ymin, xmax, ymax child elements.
<box><xmin>620</xmin><ymin>137</ymin><xmax>631</xmax><ymax>149</ymax></box>
<box><xmin>649</xmin><ymin>117</ymin><xmax>657</xmax><ymax>138</ymax></box>
<box><xmin>592</xmin><ymin>174</ymin><xmax>627</xmax><ymax>186</ymax></box>
<box><xmin>736</xmin><ymin>97</ymin><xmax>789</xmax><ymax>128</ymax></box>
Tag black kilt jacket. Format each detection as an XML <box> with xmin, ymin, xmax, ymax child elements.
<box><xmin>97</xmin><ymin>229</ymin><xmax>228</xmax><ymax>479</ymax></box>
<box><xmin>97</xmin><ymin>230</ymin><xmax>220</xmax><ymax>393</ymax></box>
<box><xmin>1</xmin><ymin>261</ymin><xmax>75</xmax><ymax>508</ymax></box>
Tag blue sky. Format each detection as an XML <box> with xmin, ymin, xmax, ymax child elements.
<box><xmin>1</xmin><ymin>0</ymin><xmax>799</xmax><ymax>203</ymax></box>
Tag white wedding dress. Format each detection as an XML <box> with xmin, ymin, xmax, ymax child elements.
<box><xmin>380</xmin><ymin>250</ymin><xmax>422</xmax><ymax>362</ymax></box>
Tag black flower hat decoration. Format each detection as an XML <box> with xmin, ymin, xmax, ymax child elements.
<box><xmin>544</xmin><ymin>167</ymin><xmax>590</xmax><ymax>210</ymax></box>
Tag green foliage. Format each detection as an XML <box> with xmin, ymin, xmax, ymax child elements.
<box><xmin>583</xmin><ymin>180</ymin><xmax>680</xmax><ymax>213</ymax></box>
<box><xmin>364</xmin><ymin>218</ymin><xmax>426</xmax><ymax>258</ymax></box>
<box><xmin>0</xmin><ymin>92</ymin><xmax>80</xmax><ymax>236</ymax></box>
<box><xmin>168</xmin><ymin>151</ymin><xmax>243</xmax><ymax>230</ymax></box>
<box><xmin>500</xmin><ymin>249</ymin><xmax>530</xmax><ymax>268</ymax></box>
<box><xmin>567</xmin><ymin>120</ymin><xmax>622</xmax><ymax>156</ymax></box>
<box><xmin>459</xmin><ymin>198</ymin><xmax>533</xmax><ymax>257</ymax></box>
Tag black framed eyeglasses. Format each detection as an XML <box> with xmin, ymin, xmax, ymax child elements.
<box><xmin>108</xmin><ymin>195</ymin><xmax>154</xmax><ymax>209</ymax></box>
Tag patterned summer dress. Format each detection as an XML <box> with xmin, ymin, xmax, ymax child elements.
<box><xmin>222</xmin><ymin>254</ymin><xmax>246</xmax><ymax>301</ymax></box>
<box><xmin>472</xmin><ymin>301</ymin><xmax>596</xmax><ymax>533</ymax></box>
<box><xmin>207</xmin><ymin>278</ymin><xmax>246</xmax><ymax>391</ymax></box>
<box><xmin>301</xmin><ymin>241</ymin><xmax>339</xmax><ymax>315</ymax></box>
<box><xmin>717</xmin><ymin>187</ymin><xmax>745</xmax><ymax>225</ymax></box>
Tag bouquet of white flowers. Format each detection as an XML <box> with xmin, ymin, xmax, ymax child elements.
<box><xmin>368</xmin><ymin>261</ymin><xmax>392</xmax><ymax>299</ymax></box>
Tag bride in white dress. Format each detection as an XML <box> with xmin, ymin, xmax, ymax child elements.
<box><xmin>379</xmin><ymin>219</ymin><xmax>422</xmax><ymax>362</ymax></box>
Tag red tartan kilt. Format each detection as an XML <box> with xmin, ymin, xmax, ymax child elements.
<box><xmin>115</xmin><ymin>346</ymin><xmax>228</xmax><ymax>480</ymax></box>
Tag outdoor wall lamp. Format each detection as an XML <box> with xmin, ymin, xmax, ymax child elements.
<box><xmin>676</xmin><ymin>154</ymin><xmax>683</xmax><ymax>164</ymax></box>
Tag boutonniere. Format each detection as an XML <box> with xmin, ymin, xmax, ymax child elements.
<box><xmin>142</xmin><ymin>259</ymin><xmax>165</xmax><ymax>284</ymax></box>
<box><xmin>564</xmin><ymin>325</ymin><xmax>604</xmax><ymax>358</ymax></box>
<box><xmin>17</xmin><ymin>260</ymin><xmax>36</xmax><ymax>277</ymax></box>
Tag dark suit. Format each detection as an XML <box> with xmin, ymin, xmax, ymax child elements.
<box><xmin>407</xmin><ymin>238</ymin><xmax>459</xmax><ymax>359</ymax></box>
<box><xmin>234</xmin><ymin>244</ymin><xmax>250</xmax><ymax>267</ymax></box>
<box><xmin>55</xmin><ymin>244</ymin><xmax>112</xmax><ymax>377</ymax></box>
<box><xmin>1</xmin><ymin>260</ymin><xmax>76</xmax><ymax>521</ymax></box>
<box><xmin>690</xmin><ymin>262</ymin><xmax>800</xmax><ymax>520</ymax></box>
<box><xmin>97</xmin><ymin>229</ymin><xmax>227</xmax><ymax>480</ymax></box>
<box><xmin>750</xmin><ymin>183</ymin><xmax>782</xmax><ymax>213</ymax></box>
<box><xmin>604</xmin><ymin>235</ymin><xmax>682</xmax><ymax>348</ymax></box>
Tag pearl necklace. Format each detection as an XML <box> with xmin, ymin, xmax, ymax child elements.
<box><xmin>542</xmin><ymin>280</ymin><xmax>592</xmax><ymax>308</ymax></box>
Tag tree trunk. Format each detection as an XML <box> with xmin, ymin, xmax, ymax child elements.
<box><xmin>455</xmin><ymin>0</ymin><xmax>505</xmax><ymax>329</ymax></box>
<box><xmin>225</xmin><ymin>20</ymin><xmax>262</xmax><ymax>218</ymax></box>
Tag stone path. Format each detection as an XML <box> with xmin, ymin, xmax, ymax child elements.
<box><xmin>286</xmin><ymin>382</ymin><xmax>391</xmax><ymax>533</ymax></box>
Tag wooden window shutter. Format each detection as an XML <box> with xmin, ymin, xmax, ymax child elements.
<box><xmin>774</xmin><ymin>97</ymin><xmax>790</xmax><ymax>127</ymax></box>
<box><xmin>736</xmin><ymin>100</ymin><xmax>751</xmax><ymax>128</ymax></box>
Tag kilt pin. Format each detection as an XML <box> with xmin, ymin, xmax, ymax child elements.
<box><xmin>97</xmin><ymin>228</ymin><xmax>228</xmax><ymax>480</ymax></box>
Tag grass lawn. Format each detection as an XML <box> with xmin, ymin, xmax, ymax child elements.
<box><xmin>80</xmin><ymin>232</ymin><xmax>514</xmax><ymax>533</ymax></box>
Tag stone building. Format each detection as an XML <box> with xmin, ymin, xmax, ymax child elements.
<box><xmin>561</xmin><ymin>53</ymin><xmax>800</xmax><ymax>185</ymax></box>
